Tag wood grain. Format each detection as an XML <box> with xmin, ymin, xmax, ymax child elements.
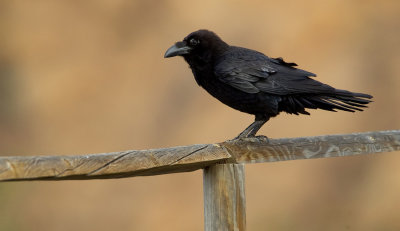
<box><xmin>0</xmin><ymin>130</ymin><xmax>399</xmax><ymax>181</ymax></box>
<box><xmin>203</xmin><ymin>164</ymin><xmax>246</xmax><ymax>231</ymax></box>
<box><xmin>0</xmin><ymin>144</ymin><xmax>231</xmax><ymax>181</ymax></box>
<box><xmin>223</xmin><ymin>130</ymin><xmax>400</xmax><ymax>164</ymax></box>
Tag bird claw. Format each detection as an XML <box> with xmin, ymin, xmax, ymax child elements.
<box><xmin>230</xmin><ymin>134</ymin><xmax>269</xmax><ymax>143</ymax></box>
<box><xmin>255</xmin><ymin>135</ymin><xmax>269</xmax><ymax>142</ymax></box>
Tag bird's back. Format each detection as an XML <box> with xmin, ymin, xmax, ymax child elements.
<box><xmin>198</xmin><ymin>45</ymin><xmax>372</xmax><ymax>117</ymax></box>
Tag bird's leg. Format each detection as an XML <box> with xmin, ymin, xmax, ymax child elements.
<box><xmin>235</xmin><ymin>120</ymin><xmax>266</xmax><ymax>138</ymax></box>
<box><xmin>235</xmin><ymin>115</ymin><xmax>269</xmax><ymax>139</ymax></box>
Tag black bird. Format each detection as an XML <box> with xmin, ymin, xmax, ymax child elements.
<box><xmin>164</xmin><ymin>30</ymin><xmax>372</xmax><ymax>138</ymax></box>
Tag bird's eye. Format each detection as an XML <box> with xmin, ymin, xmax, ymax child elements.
<box><xmin>189</xmin><ymin>38</ymin><xmax>200</xmax><ymax>46</ymax></box>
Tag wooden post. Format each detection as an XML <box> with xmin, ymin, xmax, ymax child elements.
<box><xmin>203</xmin><ymin>164</ymin><xmax>246</xmax><ymax>231</ymax></box>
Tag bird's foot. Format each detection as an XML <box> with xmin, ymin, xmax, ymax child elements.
<box><xmin>228</xmin><ymin>133</ymin><xmax>251</xmax><ymax>142</ymax></box>
<box><xmin>233</xmin><ymin>130</ymin><xmax>257</xmax><ymax>140</ymax></box>
<box><xmin>231</xmin><ymin>134</ymin><xmax>269</xmax><ymax>143</ymax></box>
<box><xmin>255</xmin><ymin>135</ymin><xmax>269</xmax><ymax>143</ymax></box>
<box><xmin>234</xmin><ymin>133</ymin><xmax>252</xmax><ymax>140</ymax></box>
<box><xmin>255</xmin><ymin>135</ymin><xmax>269</xmax><ymax>142</ymax></box>
<box><xmin>232</xmin><ymin>119</ymin><xmax>269</xmax><ymax>141</ymax></box>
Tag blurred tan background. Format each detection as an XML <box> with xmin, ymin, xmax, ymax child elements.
<box><xmin>0</xmin><ymin>0</ymin><xmax>399</xmax><ymax>230</ymax></box>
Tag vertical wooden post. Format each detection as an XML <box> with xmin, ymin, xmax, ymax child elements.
<box><xmin>203</xmin><ymin>164</ymin><xmax>246</xmax><ymax>231</ymax></box>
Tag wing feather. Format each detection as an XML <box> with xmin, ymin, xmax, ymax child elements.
<box><xmin>215</xmin><ymin>47</ymin><xmax>318</xmax><ymax>95</ymax></box>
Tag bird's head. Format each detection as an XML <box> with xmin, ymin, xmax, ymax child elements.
<box><xmin>164</xmin><ymin>30</ymin><xmax>229</xmax><ymax>61</ymax></box>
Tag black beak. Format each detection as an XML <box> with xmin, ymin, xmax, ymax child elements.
<box><xmin>164</xmin><ymin>41</ymin><xmax>192</xmax><ymax>58</ymax></box>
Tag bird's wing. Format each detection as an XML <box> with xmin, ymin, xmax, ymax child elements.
<box><xmin>215</xmin><ymin>48</ymin><xmax>335</xmax><ymax>95</ymax></box>
<box><xmin>215</xmin><ymin>58</ymin><xmax>276</xmax><ymax>93</ymax></box>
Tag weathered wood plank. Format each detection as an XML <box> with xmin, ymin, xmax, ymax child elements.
<box><xmin>0</xmin><ymin>130</ymin><xmax>399</xmax><ymax>181</ymax></box>
<box><xmin>223</xmin><ymin>130</ymin><xmax>400</xmax><ymax>164</ymax></box>
<box><xmin>203</xmin><ymin>164</ymin><xmax>246</xmax><ymax>231</ymax></box>
<box><xmin>0</xmin><ymin>144</ymin><xmax>231</xmax><ymax>181</ymax></box>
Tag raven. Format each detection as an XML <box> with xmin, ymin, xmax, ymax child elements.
<box><xmin>164</xmin><ymin>30</ymin><xmax>372</xmax><ymax>138</ymax></box>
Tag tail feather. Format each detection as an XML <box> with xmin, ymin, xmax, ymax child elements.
<box><xmin>323</xmin><ymin>97</ymin><xmax>363</xmax><ymax>112</ymax></box>
<box><xmin>335</xmin><ymin>95</ymin><xmax>372</xmax><ymax>105</ymax></box>
<box><xmin>307</xmin><ymin>90</ymin><xmax>373</xmax><ymax>113</ymax></box>
<box><xmin>308</xmin><ymin>97</ymin><xmax>357</xmax><ymax>112</ymax></box>
<box><xmin>280</xmin><ymin>90</ymin><xmax>373</xmax><ymax>115</ymax></box>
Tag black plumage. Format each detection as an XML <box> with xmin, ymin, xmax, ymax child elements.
<box><xmin>164</xmin><ymin>30</ymin><xmax>372</xmax><ymax>138</ymax></box>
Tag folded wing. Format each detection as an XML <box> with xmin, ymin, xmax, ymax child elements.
<box><xmin>215</xmin><ymin>47</ymin><xmax>372</xmax><ymax>114</ymax></box>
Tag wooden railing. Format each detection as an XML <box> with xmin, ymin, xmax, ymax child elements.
<box><xmin>1</xmin><ymin>130</ymin><xmax>399</xmax><ymax>230</ymax></box>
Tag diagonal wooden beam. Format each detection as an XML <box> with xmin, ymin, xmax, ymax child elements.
<box><xmin>0</xmin><ymin>130</ymin><xmax>399</xmax><ymax>181</ymax></box>
<box><xmin>0</xmin><ymin>144</ymin><xmax>231</xmax><ymax>181</ymax></box>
